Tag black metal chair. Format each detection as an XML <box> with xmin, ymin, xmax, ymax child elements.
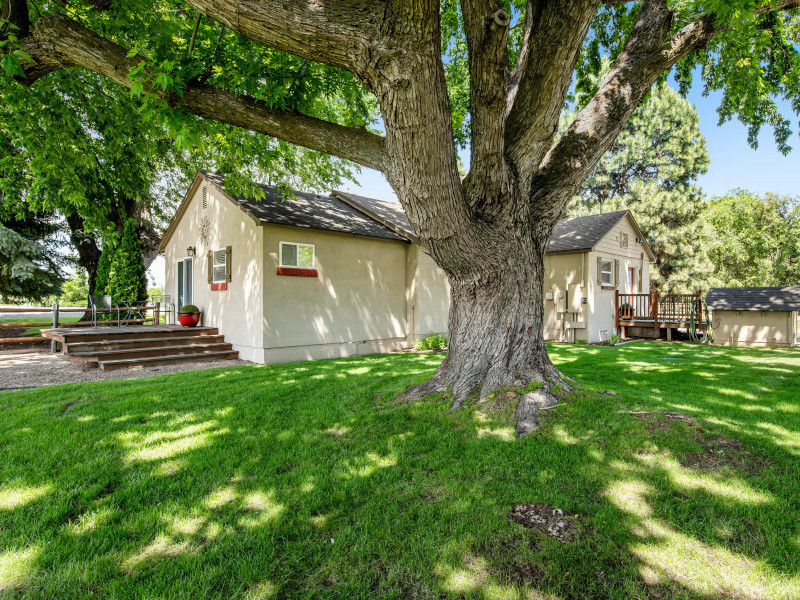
<box><xmin>88</xmin><ymin>295</ymin><xmax>121</xmax><ymax>327</ymax></box>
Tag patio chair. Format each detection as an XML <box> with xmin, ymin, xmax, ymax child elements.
<box><xmin>118</xmin><ymin>299</ymin><xmax>153</xmax><ymax>326</ymax></box>
<box><xmin>88</xmin><ymin>295</ymin><xmax>121</xmax><ymax>328</ymax></box>
<box><xmin>150</xmin><ymin>295</ymin><xmax>173</xmax><ymax>324</ymax></box>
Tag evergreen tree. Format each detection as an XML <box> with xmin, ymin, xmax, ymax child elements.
<box><xmin>107</xmin><ymin>220</ymin><xmax>147</xmax><ymax>302</ymax></box>
<box><xmin>0</xmin><ymin>221</ymin><xmax>62</xmax><ymax>302</ymax></box>
<box><xmin>93</xmin><ymin>234</ymin><xmax>117</xmax><ymax>296</ymax></box>
<box><xmin>705</xmin><ymin>191</ymin><xmax>800</xmax><ymax>287</ymax></box>
<box><xmin>566</xmin><ymin>84</ymin><xmax>714</xmax><ymax>293</ymax></box>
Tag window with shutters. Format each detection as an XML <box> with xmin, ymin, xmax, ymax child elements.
<box><xmin>600</xmin><ymin>259</ymin><xmax>615</xmax><ymax>286</ymax></box>
<box><xmin>280</xmin><ymin>242</ymin><xmax>314</xmax><ymax>268</ymax></box>
<box><xmin>212</xmin><ymin>248</ymin><xmax>226</xmax><ymax>282</ymax></box>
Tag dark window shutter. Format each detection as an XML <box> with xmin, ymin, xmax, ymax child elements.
<box><xmin>207</xmin><ymin>251</ymin><xmax>213</xmax><ymax>283</ymax></box>
<box><xmin>225</xmin><ymin>246</ymin><xmax>232</xmax><ymax>282</ymax></box>
<box><xmin>597</xmin><ymin>257</ymin><xmax>603</xmax><ymax>284</ymax></box>
<box><xmin>614</xmin><ymin>260</ymin><xmax>620</xmax><ymax>286</ymax></box>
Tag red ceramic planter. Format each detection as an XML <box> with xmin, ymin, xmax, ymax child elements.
<box><xmin>178</xmin><ymin>312</ymin><xmax>201</xmax><ymax>327</ymax></box>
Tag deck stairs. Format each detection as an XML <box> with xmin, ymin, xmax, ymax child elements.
<box><xmin>41</xmin><ymin>326</ymin><xmax>238</xmax><ymax>370</ymax></box>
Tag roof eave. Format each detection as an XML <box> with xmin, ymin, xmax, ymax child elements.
<box><xmin>330</xmin><ymin>190</ymin><xmax>419</xmax><ymax>243</ymax></box>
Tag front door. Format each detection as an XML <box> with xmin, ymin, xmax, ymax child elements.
<box><xmin>628</xmin><ymin>267</ymin><xmax>636</xmax><ymax>293</ymax></box>
<box><xmin>177</xmin><ymin>258</ymin><xmax>193</xmax><ymax>313</ymax></box>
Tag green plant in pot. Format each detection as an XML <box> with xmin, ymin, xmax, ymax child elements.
<box><xmin>178</xmin><ymin>304</ymin><xmax>201</xmax><ymax>327</ymax></box>
<box><xmin>619</xmin><ymin>302</ymin><xmax>635</xmax><ymax>320</ymax></box>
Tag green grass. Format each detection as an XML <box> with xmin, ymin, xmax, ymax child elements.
<box><xmin>1</xmin><ymin>341</ymin><xmax>799</xmax><ymax>599</ymax></box>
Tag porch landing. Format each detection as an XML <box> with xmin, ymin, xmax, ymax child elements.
<box><xmin>40</xmin><ymin>325</ymin><xmax>239</xmax><ymax>370</ymax></box>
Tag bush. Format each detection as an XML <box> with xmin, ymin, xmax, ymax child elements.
<box><xmin>180</xmin><ymin>304</ymin><xmax>200</xmax><ymax>313</ymax></box>
<box><xmin>59</xmin><ymin>270</ymin><xmax>89</xmax><ymax>304</ymax></box>
<box><xmin>107</xmin><ymin>220</ymin><xmax>147</xmax><ymax>302</ymax></box>
<box><xmin>93</xmin><ymin>233</ymin><xmax>118</xmax><ymax>295</ymax></box>
<box><xmin>413</xmin><ymin>332</ymin><xmax>448</xmax><ymax>351</ymax></box>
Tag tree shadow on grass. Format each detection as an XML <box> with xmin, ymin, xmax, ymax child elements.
<box><xmin>0</xmin><ymin>345</ymin><xmax>799</xmax><ymax>599</ymax></box>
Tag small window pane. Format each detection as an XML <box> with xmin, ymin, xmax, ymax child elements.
<box><xmin>601</xmin><ymin>260</ymin><xmax>614</xmax><ymax>285</ymax></box>
<box><xmin>281</xmin><ymin>243</ymin><xmax>297</xmax><ymax>267</ymax></box>
<box><xmin>213</xmin><ymin>249</ymin><xmax>226</xmax><ymax>282</ymax></box>
<box><xmin>298</xmin><ymin>245</ymin><xmax>313</xmax><ymax>268</ymax></box>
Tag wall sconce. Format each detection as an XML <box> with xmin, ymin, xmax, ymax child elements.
<box><xmin>187</xmin><ymin>246</ymin><xmax>196</xmax><ymax>257</ymax></box>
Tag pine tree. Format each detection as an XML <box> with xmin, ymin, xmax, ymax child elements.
<box><xmin>93</xmin><ymin>234</ymin><xmax>117</xmax><ymax>296</ymax></box>
<box><xmin>107</xmin><ymin>220</ymin><xmax>147</xmax><ymax>301</ymax></box>
<box><xmin>566</xmin><ymin>84</ymin><xmax>714</xmax><ymax>293</ymax></box>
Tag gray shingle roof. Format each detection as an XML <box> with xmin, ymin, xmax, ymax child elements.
<box><xmin>706</xmin><ymin>287</ymin><xmax>800</xmax><ymax>312</ymax></box>
<box><xmin>205</xmin><ymin>173</ymin><xmax>407</xmax><ymax>242</ymax></box>
<box><xmin>547</xmin><ymin>211</ymin><xmax>630</xmax><ymax>253</ymax></box>
<box><xmin>332</xmin><ymin>191</ymin><xmax>417</xmax><ymax>240</ymax></box>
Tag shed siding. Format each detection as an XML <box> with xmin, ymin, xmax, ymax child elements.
<box><xmin>713</xmin><ymin>310</ymin><xmax>797</xmax><ymax>347</ymax></box>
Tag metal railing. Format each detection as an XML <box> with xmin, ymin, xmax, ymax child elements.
<box><xmin>0</xmin><ymin>302</ymin><xmax>169</xmax><ymax>348</ymax></box>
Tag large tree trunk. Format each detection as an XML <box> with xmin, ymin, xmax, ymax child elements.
<box><xmin>65</xmin><ymin>212</ymin><xmax>101</xmax><ymax>295</ymax></box>
<box><xmin>403</xmin><ymin>203</ymin><xmax>572</xmax><ymax>430</ymax></box>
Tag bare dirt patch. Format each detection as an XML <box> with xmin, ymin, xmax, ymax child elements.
<box><xmin>510</xmin><ymin>503</ymin><xmax>581</xmax><ymax>543</ymax></box>
<box><xmin>628</xmin><ymin>411</ymin><xmax>706</xmax><ymax>432</ymax></box>
<box><xmin>0</xmin><ymin>349</ymin><xmax>252</xmax><ymax>391</ymax></box>
<box><xmin>626</xmin><ymin>412</ymin><xmax>771</xmax><ymax>473</ymax></box>
<box><xmin>682</xmin><ymin>437</ymin><xmax>771</xmax><ymax>473</ymax></box>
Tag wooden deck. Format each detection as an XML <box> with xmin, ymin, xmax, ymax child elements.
<box><xmin>616</xmin><ymin>291</ymin><xmax>708</xmax><ymax>339</ymax></box>
<box><xmin>40</xmin><ymin>325</ymin><xmax>238</xmax><ymax>370</ymax></box>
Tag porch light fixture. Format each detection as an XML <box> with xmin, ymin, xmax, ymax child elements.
<box><xmin>187</xmin><ymin>246</ymin><xmax>196</xmax><ymax>257</ymax></box>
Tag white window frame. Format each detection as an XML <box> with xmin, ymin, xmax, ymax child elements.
<box><xmin>600</xmin><ymin>259</ymin><xmax>614</xmax><ymax>286</ymax></box>
<box><xmin>212</xmin><ymin>248</ymin><xmax>227</xmax><ymax>283</ymax></box>
<box><xmin>279</xmin><ymin>241</ymin><xmax>315</xmax><ymax>269</ymax></box>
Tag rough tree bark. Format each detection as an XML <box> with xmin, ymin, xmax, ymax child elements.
<box><xmin>8</xmin><ymin>0</ymin><xmax>799</xmax><ymax>433</ymax></box>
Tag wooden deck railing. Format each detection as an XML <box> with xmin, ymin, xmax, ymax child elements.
<box><xmin>0</xmin><ymin>303</ymin><xmax>166</xmax><ymax>348</ymax></box>
<box><xmin>616</xmin><ymin>290</ymin><xmax>705</xmax><ymax>330</ymax></box>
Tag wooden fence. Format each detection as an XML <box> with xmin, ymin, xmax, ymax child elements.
<box><xmin>0</xmin><ymin>303</ymin><xmax>166</xmax><ymax>347</ymax></box>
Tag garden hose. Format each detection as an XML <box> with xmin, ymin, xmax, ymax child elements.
<box><xmin>690</xmin><ymin>297</ymin><xmax>714</xmax><ymax>344</ymax></box>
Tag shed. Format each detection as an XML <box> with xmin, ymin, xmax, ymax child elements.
<box><xmin>707</xmin><ymin>287</ymin><xmax>800</xmax><ymax>347</ymax></box>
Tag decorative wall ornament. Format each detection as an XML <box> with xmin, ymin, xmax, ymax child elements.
<box><xmin>199</xmin><ymin>216</ymin><xmax>211</xmax><ymax>247</ymax></box>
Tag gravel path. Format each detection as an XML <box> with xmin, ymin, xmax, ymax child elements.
<box><xmin>0</xmin><ymin>349</ymin><xmax>252</xmax><ymax>391</ymax></box>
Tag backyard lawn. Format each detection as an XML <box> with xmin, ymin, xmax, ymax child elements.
<box><xmin>1</xmin><ymin>341</ymin><xmax>799</xmax><ymax>599</ymax></box>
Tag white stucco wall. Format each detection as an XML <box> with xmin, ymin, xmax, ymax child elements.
<box><xmin>260</xmin><ymin>226</ymin><xmax>411</xmax><ymax>362</ymax></box>
<box><xmin>584</xmin><ymin>216</ymin><xmax>652</xmax><ymax>342</ymax></box>
<box><xmin>164</xmin><ymin>181</ymin><xmax>265</xmax><ymax>362</ymax></box>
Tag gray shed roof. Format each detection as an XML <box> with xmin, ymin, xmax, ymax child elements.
<box><xmin>706</xmin><ymin>287</ymin><xmax>800</xmax><ymax>312</ymax></box>
<box><xmin>548</xmin><ymin>211</ymin><xmax>630</xmax><ymax>253</ymax></box>
<box><xmin>204</xmin><ymin>173</ymin><xmax>407</xmax><ymax>242</ymax></box>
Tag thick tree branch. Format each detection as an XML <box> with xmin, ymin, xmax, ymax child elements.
<box><xmin>528</xmin><ymin>0</ymin><xmax>800</xmax><ymax>225</ymax></box>
<box><xmin>460</xmin><ymin>0</ymin><xmax>511</xmax><ymax>210</ymax></box>
<box><xmin>180</xmin><ymin>0</ymin><xmax>382</xmax><ymax>74</ymax></box>
<box><xmin>504</xmin><ymin>1</ymin><xmax>600</xmax><ymax>178</ymax></box>
<box><xmin>15</xmin><ymin>13</ymin><xmax>388</xmax><ymax>171</ymax></box>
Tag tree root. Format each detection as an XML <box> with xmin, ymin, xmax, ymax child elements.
<box><xmin>398</xmin><ymin>362</ymin><xmax>574</xmax><ymax>439</ymax></box>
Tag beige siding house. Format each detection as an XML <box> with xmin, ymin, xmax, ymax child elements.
<box><xmin>543</xmin><ymin>211</ymin><xmax>655</xmax><ymax>343</ymax></box>
<box><xmin>159</xmin><ymin>173</ymin><xmax>654</xmax><ymax>363</ymax></box>
<box><xmin>707</xmin><ymin>287</ymin><xmax>799</xmax><ymax>347</ymax></box>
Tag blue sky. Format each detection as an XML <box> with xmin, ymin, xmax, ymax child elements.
<box><xmin>339</xmin><ymin>84</ymin><xmax>800</xmax><ymax>203</ymax></box>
